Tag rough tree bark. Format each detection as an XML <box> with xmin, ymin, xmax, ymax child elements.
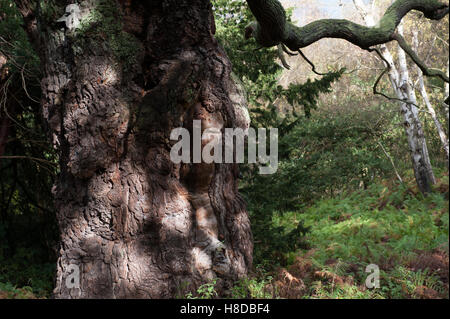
<box><xmin>15</xmin><ymin>0</ymin><xmax>252</xmax><ymax>298</ymax></box>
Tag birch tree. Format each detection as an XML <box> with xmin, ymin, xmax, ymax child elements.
<box><xmin>353</xmin><ymin>0</ymin><xmax>439</xmax><ymax>193</ymax></box>
<box><xmin>412</xmin><ymin>31</ymin><xmax>449</xmax><ymax>161</ymax></box>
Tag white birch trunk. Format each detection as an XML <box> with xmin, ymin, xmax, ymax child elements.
<box><xmin>413</xmin><ymin>31</ymin><xmax>449</xmax><ymax>161</ymax></box>
<box><xmin>396</xmin><ymin>24</ymin><xmax>436</xmax><ymax>192</ymax></box>
<box><xmin>446</xmin><ymin>59</ymin><xmax>449</xmax><ymax>98</ymax></box>
<box><xmin>445</xmin><ymin>59</ymin><xmax>449</xmax><ymax>121</ymax></box>
<box><xmin>354</xmin><ymin>0</ymin><xmax>436</xmax><ymax>193</ymax></box>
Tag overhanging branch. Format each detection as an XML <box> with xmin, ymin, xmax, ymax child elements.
<box><xmin>245</xmin><ymin>0</ymin><xmax>449</xmax><ymax>81</ymax></box>
<box><xmin>392</xmin><ymin>32</ymin><xmax>449</xmax><ymax>82</ymax></box>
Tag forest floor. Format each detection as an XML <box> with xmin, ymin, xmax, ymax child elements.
<box><xmin>0</xmin><ymin>172</ymin><xmax>448</xmax><ymax>299</ymax></box>
<box><xmin>232</xmin><ymin>171</ymin><xmax>449</xmax><ymax>299</ymax></box>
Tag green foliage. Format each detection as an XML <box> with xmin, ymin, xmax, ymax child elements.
<box><xmin>230</xmin><ymin>172</ymin><xmax>448</xmax><ymax>299</ymax></box>
<box><xmin>214</xmin><ymin>0</ymin><xmax>278</xmax><ymax>77</ymax></box>
<box><xmin>250</xmin><ymin>69</ymin><xmax>344</xmax><ymax>133</ymax></box>
<box><xmin>214</xmin><ymin>0</ymin><xmax>295</xmax><ymax>107</ymax></box>
<box><xmin>0</xmin><ymin>258</ymin><xmax>55</xmax><ymax>298</ymax></box>
<box><xmin>214</xmin><ymin>0</ymin><xmax>347</xmax><ymax>268</ymax></box>
<box><xmin>185</xmin><ymin>279</ymin><xmax>218</xmax><ymax>299</ymax></box>
<box><xmin>214</xmin><ymin>0</ymin><xmax>343</xmax><ymax>116</ymax></box>
<box><xmin>230</xmin><ymin>275</ymin><xmax>277</xmax><ymax>299</ymax></box>
<box><xmin>0</xmin><ymin>0</ymin><xmax>58</xmax><ymax>299</ymax></box>
<box><xmin>264</xmin><ymin>173</ymin><xmax>448</xmax><ymax>298</ymax></box>
<box><xmin>0</xmin><ymin>282</ymin><xmax>39</xmax><ymax>299</ymax></box>
<box><xmin>39</xmin><ymin>0</ymin><xmax>62</xmax><ymax>25</ymax></box>
<box><xmin>242</xmin><ymin>102</ymin><xmax>401</xmax><ymax>265</ymax></box>
<box><xmin>0</xmin><ymin>0</ymin><xmax>40</xmax><ymax>74</ymax></box>
<box><xmin>280</xmin><ymin>70</ymin><xmax>344</xmax><ymax>118</ymax></box>
<box><xmin>300</xmin><ymin>181</ymin><xmax>448</xmax><ymax>263</ymax></box>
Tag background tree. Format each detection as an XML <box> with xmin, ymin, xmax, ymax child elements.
<box><xmin>353</xmin><ymin>0</ymin><xmax>437</xmax><ymax>194</ymax></box>
<box><xmin>0</xmin><ymin>0</ymin><xmax>57</xmax><ymax>295</ymax></box>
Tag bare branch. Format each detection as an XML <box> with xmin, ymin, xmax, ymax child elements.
<box><xmin>377</xmin><ymin>140</ymin><xmax>404</xmax><ymax>184</ymax></box>
<box><xmin>0</xmin><ymin>155</ymin><xmax>56</xmax><ymax>166</ymax></box>
<box><xmin>297</xmin><ymin>50</ymin><xmax>328</xmax><ymax>76</ymax></box>
<box><xmin>20</xmin><ymin>63</ymin><xmax>40</xmax><ymax>103</ymax></box>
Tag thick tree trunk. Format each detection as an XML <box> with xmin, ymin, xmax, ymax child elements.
<box><xmin>32</xmin><ymin>0</ymin><xmax>252</xmax><ymax>298</ymax></box>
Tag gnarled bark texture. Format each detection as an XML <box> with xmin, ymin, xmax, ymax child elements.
<box><xmin>17</xmin><ymin>0</ymin><xmax>252</xmax><ymax>298</ymax></box>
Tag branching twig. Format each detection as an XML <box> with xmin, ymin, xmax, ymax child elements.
<box><xmin>0</xmin><ymin>155</ymin><xmax>57</xmax><ymax>166</ymax></box>
<box><xmin>377</xmin><ymin>140</ymin><xmax>404</xmax><ymax>184</ymax></box>
<box><xmin>20</xmin><ymin>62</ymin><xmax>40</xmax><ymax>103</ymax></box>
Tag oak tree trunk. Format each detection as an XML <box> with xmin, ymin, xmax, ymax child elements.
<box><xmin>35</xmin><ymin>0</ymin><xmax>252</xmax><ymax>298</ymax></box>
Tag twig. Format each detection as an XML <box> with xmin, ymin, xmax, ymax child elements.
<box><xmin>377</xmin><ymin>141</ymin><xmax>404</xmax><ymax>183</ymax></box>
<box><xmin>20</xmin><ymin>62</ymin><xmax>40</xmax><ymax>103</ymax></box>
<box><xmin>297</xmin><ymin>49</ymin><xmax>327</xmax><ymax>76</ymax></box>
<box><xmin>0</xmin><ymin>155</ymin><xmax>57</xmax><ymax>166</ymax></box>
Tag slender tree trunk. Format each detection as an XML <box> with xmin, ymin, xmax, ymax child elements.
<box><xmin>446</xmin><ymin>58</ymin><xmax>449</xmax><ymax>98</ymax></box>
<box><xmin>396</xmin><ymin>23</ymin><xmax>436</xmax><ymax>192</ymax></box>
<box><xmin>413</xmin><ymin>31</ymin><xmax>449</xmax><ymax>161</ymax></box>
<box><xmin>377</xmin><ymin>140</ymin><xmax>404</xmax><ymax>183</ymax></box>
<box><xmin>354</xmin><ymin>0</ymin><xmax>436</xmax><ymax>193</ymax></box>
<box><xmin>445</xmin><ymin>59</ymin><xmax>449</xmax><ymax>121</ymax></box>
<box><xmin>18</xmin><ymin>0</ymin><xmax>252</xmax><ymax>298</ymax></box>
<box><xmin>0</xmin><ymin>53</ymin><xmax>9</xmax><ymax>158</ymax></box>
